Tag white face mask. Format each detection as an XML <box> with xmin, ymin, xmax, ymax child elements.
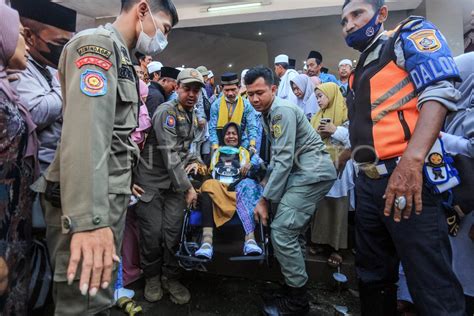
<box><xmin>136</xmin><ymin>8</ymin><xmax>168</xmax><ymax>55</ymax></box>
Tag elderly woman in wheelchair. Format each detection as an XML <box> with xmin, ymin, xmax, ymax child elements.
<box><xmin>193</xmin><ymin>122</ymin><xmax>266</xmax><ymax>260</ymax></box>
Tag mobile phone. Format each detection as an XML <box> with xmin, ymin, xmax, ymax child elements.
<box><xmin>320</xmin><ymin>118</ymin><xmax>332</xmax><ymax>125</ymax></box>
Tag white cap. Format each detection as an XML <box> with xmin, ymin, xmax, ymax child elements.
<box><xmin>208</xmin><ymin>70</ymin><xmax>214</xmax><ymax>79</ymax></box>
<box><xmin>338</xmin><ymin>59</ymin><xmax>353</xmax><ymax>68</ymax></box>
<box><xmin>147</xmin><ymin>61</ymin><xmax>163</xmax><ymax>74</ymax></box>
<box><xmin>274</xmin><ymin>54</ymin><xmax>289</xmax><ymax>64</ymax></box>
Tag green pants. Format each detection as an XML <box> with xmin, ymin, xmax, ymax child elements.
<box><xmin>42</xmin><ymin>194</ymin><xmax>129</xmax><ymax>316</ymax></box>
<box><xmin>271</xmin><ymin>180</ymin><xmax>334</xmax><ymax>287</ymax></box>
<box><xmin>134</xmin><ymin>188</ymin><xmax>186</xmax><ymax>279</ymax></box>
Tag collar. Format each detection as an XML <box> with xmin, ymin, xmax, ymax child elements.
<box><xmin>150</xmin><ymin>81</ymin><xmax>166</xmax><ymax>96</ymax></box>
<box><xmin>29</xmin><ymin>55</ymin><xmax>46</xmax><ymax>69</ymax></box>
<box><xmin>363</xmin><ymin>30</ymin><xmax>387</xmax><ymax>53</ymax></box>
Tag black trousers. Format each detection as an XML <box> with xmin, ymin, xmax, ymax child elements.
<box><xmin>199</xmin><ymin>192</ymin><xmax>214</xmax><ymax>228</ymax></box>
<box><xmin>355</xmin><ymin>173</ymin><xmax>466</xmax><ymax>316</ymax></box>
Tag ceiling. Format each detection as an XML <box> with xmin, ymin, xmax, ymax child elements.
<box><xmin>55</xmin><ymin>0</ymin><xmax>423</xmax><ymax>28</ymax></box>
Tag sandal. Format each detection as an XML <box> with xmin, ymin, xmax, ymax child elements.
<box><xmin>327</xmin><ymin>252</ymin><xmax>343</xmax><ymax>268</ymax></box>
<box><xmin>117</xmin><ymin>297</ymin><xmax>143</xmax><ymax>316</ymax></box>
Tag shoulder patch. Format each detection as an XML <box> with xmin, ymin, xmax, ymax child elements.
<box><xmin>80</xmin><ymin>69</ymin><xmax>107</xmax><ymax>97</ymax></box>
<box><xmin>407</xmin><ymin>29</ymin><xmax>442</xmax><ymax>53</ymax></box>
<box><xmin>77</xmin><ymin>45</ymin><xmax>112</xmax><ymax>59</ymax></box>
<box><xmin>165</xmin><ymin>115</ymin><xmax>176</xmax><ymax>128</ymax></box>
<box><xmin>75</xmin><ymin>56</ymin><xmax>112</xmax><ymax>71</ymax></box>
<box><xmin>271</xmin><ymin>114</ymin><xmax>282</xmax><ymax>125</ymax></box>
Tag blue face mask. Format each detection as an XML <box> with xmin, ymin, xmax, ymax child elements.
<box><xmin>345</xmin><ymin>12</ymin><xmax>382</xmax><ymax>52</ymax></box>
<box><xmin>219</xmin><ymin>146</ymin><xmax>240</xmax><ymax>155</ymax></box>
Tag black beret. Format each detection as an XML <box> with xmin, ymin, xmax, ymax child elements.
<box><xmin>11</xmin><ymin>0</ymin><xmax>77</xmax><ymax>32</ymax></box>
<box><xmin>221</xmin><ymin>72</ymin><xmax>239</xmax><ymax>85</ymax></box>
<box><xmin>307</xmin><ymin>50</ymin><xmax>323</xmax><ymax>63</ymax></box>
<box><xmin>160</xmin><ymin>66</ymin><xmax>180</xmax><ymax>80</ymax></box>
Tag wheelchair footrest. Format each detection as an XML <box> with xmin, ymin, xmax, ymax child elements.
<box><xmin>229</xmin><ymin>254</ymin><xmax>266</xmax><ymax>262</ymax></box>
<box><xmin>175</xmin><ymin>253</ymin><xmax>210</xmax><ymax>264</ymax></box>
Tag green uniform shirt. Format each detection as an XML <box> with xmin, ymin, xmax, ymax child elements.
<box><xmin>134</xmin><ymin>99</ymin><xmax>198</xmax><ymax>199</ymax></box>
<box><xmin>43</xmin><ymin>24</ymin><xmax>140</xmax><ymax>233</ymax></box>
<box><xmin>261</xmin><ymin>97</ymin><xmax>337</xmax><ymax>202</ymax></box>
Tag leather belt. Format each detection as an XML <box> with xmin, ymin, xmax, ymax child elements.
<box><xmin>357</xmin><ymin>157</ymin><xmax>400</xmax><ymax>179</ymax></box>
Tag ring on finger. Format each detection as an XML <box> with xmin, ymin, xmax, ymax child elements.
<box><xmin>394</xmin><ymin>196</ymin><xmax>407</xmax><ymax>210</ymax></box>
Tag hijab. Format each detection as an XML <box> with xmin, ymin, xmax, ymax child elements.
<box><xmin>0</xmin><ymin>3</ymin><xmax>20</xmax><ymax>102</ymax></box>
<box><xmin>220</xmin><ymin>122</ymin><xmax>242</xmax><ymax>147</ymax></box>
<box><xmin>311</xmin><ymin>82</ymin><xmax>348</xmax><ymax>128</ymax></box>
<box><xmin>290</xmin><ymin>74</ymin><xmax>319</xmax><ymax>118</ymax></box>
<box><xmin>311</xmin><ymin>82</ymin><xmax>348</xmax><ymax>162</ymax></box>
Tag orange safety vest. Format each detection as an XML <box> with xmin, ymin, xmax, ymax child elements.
<box><xmin>347</xmin><ymin>22</ymin><xmax>419</xmax><ymax>163</ymax></box>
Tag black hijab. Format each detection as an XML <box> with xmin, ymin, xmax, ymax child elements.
<box><xmin>220</xmin><ymin>122</ymin><xmax>242</xmax><ymax>147</ymax></box>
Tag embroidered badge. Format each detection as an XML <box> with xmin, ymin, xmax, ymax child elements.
<box><xmin>75</xmin><ymin>56</ymin><xmax>112</xmax><ymax>71</ymax></box>
<box><xmin>120</xmin><ymin>47</ymin><xmax>131</xmax><ymax>64</ymax></box>
<box><xmin>177</xmin><ymin>115</ymin><xmax>186</xmax><ymax>121</ymax></box>
<box><xmin>165</xmin><ymin>115</ymin><xmax>176</xmax><ymax>128</ymax></box>
<box><xmin>118</xmin><ymin>65</ymin><xmax>135</xmax><ymax>82</ymax></box>
<box><xmin>190</xmin><ymin>70</ymin><xmax>199</xmax><ymax>78</ymax></box>
<box><xmin>427</xmin><ymin>152</ymin><xmax>445</xmax><ymax>180</ymax></box>
<box><xmin>272</xmin><ymin>124</ymin><xmax>282</xmax><ymax>138</ymax></box>
<box><xmin>408</xmin><ymin>29</ymin><xmax>442</xmax><ymax>53</ymax></box>
<box><xmin>77</xmin><ymin>45</ymin><xmax>112</xmax><ymax>59</ymax></box>
<box><xmin>80</xmin><ymin>69</ymin><xmax>107</xmax><ymax>97</ymax></box>
<box><xmin>271</xmin><ymin>114</ymin><xmax>282</xmax><ymax>125</ymax></box>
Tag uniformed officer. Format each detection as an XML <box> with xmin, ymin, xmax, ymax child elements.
<box><xmin>32</xmin><ymin>1</ymin><xmax>178</xmax><ymax>315</ymax></box>
<box><xmin>341</xmin><ymin>0</ymin><xmax>465</xmax><ymax>315</ymax></box>
<box><xmin>133</xmin><ymin>68</ymin><xmax>202</xmax><ymax>305</ymax></box>
<box><xmin>245</xmin><ymin>66</ymin><xmax>337</xmax><ymax>316</ymax></box>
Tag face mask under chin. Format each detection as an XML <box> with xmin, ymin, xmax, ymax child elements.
<box><xmin>345</xmin><ymin>12</ymin><xmax>382</xmax><ymax>52</ymax></box>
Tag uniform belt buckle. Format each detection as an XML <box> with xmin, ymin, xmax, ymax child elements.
<box><xmin>359</xmin><ymin>164</ymin><xmax>381</xmax><ymax>179</ymax></box>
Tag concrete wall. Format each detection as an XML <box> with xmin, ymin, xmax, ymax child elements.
<box><xmin>265</xmin><ymin>11</ymin><xmax>410</xmax><ymax>74</ymax></box>
<box><xmin>74</xmin><ymin>0</ymin><xmax>468</xmax><ymax>76</ymax></box>
<box><xmin>153</xmin><ymin>29</ymin><xmax>270</xmax><ymax>78</ymax></box>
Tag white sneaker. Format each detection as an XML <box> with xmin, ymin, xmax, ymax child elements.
<box><xmin>195</xmin><ymin>242</ymin><xmax>213</xmax><ymax>259</ymax></box>
<box><xmin>243</xmin><ymin>239</ymin><xmax>263</xmax><ymax>256</ymax></box>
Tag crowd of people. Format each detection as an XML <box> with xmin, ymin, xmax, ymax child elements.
<box><xmin>0</xmin><ymin>0</ymin><xmax>473</xmax><ymax>315</ymax></box>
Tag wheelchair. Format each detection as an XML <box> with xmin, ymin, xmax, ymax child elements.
<box><xmin>175</xmin><ymin>204</ymin><xmax>272</xmax><ymax>271</ymax></box>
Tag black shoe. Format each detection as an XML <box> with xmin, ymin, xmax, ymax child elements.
<box><xmin>262</xmin><ymin>284</ymin><xmax>290</xmax><ymax>301</ymax></box>
<box><xmin>262</xmin><ymin>285</ymin><xmax>310</xmax><ymax>316</ymax></box>
<box><xmin>359</xmin><ymin>281</ymin><xmax>397</xmax><ymax>316</ymax></box>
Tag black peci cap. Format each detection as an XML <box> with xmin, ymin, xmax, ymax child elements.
<box><xmin>11</xmin><ymin>0</ymin><xmax>77</xmax><ymax>32</ymax></box>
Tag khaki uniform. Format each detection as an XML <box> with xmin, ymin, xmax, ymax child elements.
<box><xmin>33</xmin><ymin>23</ymin><xmax>140</xmax><ymax>315</ymax></box>
<box><xmin>261</xmin><ymin>96</ymin><xmax>336</xmax><ymax>287</ymax></box>
<box><xmin>134</xmin><ymin>99</ymin><xmax>198</xmax><ymax>279</ymax></box>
